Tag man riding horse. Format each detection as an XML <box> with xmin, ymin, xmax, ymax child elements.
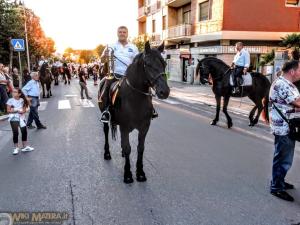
<box><xmin>231</xmin><ymin>42</ymin><xmax>250</xmax><ymax>94</ymax></box>
<box><xmin>99</xmin><ymin>26</ymin><xmax>158</xmax><ymax>123</ymax></box>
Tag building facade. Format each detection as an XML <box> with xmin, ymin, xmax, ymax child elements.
<box><xmin>137</xmin><ymin>0</ymin><xmax>300</xmax><ymax>82</ymax></box>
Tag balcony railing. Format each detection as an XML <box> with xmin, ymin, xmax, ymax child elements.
<box><xmin>150</xmin><ymin>1</ymin><xmax>161</xmax><ymax>14</ymax></box>
<box><xmin>195</xmin><ymin>20</ymin><xmax>222</xmax><ymax>34</ymax></box>
<box><xmin>167</xmin><ymin>0</ymin><xmax>191</xmax><ymax>7</ymax></box>
<box><xmin>167</xmin><ymin>24</ymin><xmax>192</xmax><ymax>39</ymax></box>
<box><xmin>138</xmin><ymin>6</ymin><xmax>147</xmax><ymax>19</ymax></box>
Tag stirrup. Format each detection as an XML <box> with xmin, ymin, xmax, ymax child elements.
<box><xmin>100</xmin><ymin>110</ymin><xmax>111</xmax><ymax>123</ymax></box>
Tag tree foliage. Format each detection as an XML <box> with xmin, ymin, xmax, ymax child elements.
<box><xmin>0</xmin><ymin>0</ymin><xmax>56</xmax><ymax>66</ymax></box>
<box><xmin>281</xmin><ymin>33</ymin><xmax>300</xmax><ymax>60</ymax></box>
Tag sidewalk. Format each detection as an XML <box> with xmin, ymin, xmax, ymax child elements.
<box><xmin>168</xmin><ymin>81</ymin><xmax>256</xmax><ymax>116</ymax></box>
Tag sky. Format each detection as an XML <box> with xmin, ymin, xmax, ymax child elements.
<box><xmin>24</xmin><ymin>0</ymin><xmax>138</xmax><ymax>53</ymax></box>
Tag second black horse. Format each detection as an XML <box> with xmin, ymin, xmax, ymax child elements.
<box><xmin>196</xmin><ymin>57</ymin><xmax>270</xmax><ymax>128</ymax></box>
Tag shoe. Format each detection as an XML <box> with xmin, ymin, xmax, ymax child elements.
<box><xmin>100</xmin><ymin>111</ymin><xmax>110</xmax><ymax>123</ymax></box>
<box><xmin>270</xmin><ymin>190</ymin><xmax>294</xmax><ymax>202</ymax></box>
<box><xmin>87</xmin><ymin>97</ymin><xmax>92</xmax><ymax>100</ymax></box>
<box><xmin>13</xmin><ymin>147</ymin><xmax>20</xmax><ymax>155</ymax></box>
<box><xmin>284</xmin><ymin>182</ymin><xmax>295</xmax><ymax>190</ymax></box>
<box><xmin>37</xmin><ymin>125</ymin><xmax>47</xmax><ymax>129</ymax></box>
<box><xmin>81</xmin><ymin>97</ymin><xmax>84</xmax><ymax>99</ymax></box>
<box><xmin>21</xmin><ymin>146</ymin><xmax>34</xmax><ymax>152</ymax></box>
<box><xmin>27</xmin><ymin>125</ymin><xmax>36</xmax><ymax>129</ymax></box>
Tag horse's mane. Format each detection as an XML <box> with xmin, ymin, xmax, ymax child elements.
<box><xmin>199</xmin><ymin>57</ymin><xmax>229</xmax><ymax>68</ymax></box>
<box><xmin>126</xmin><ymin>53</ymin><xmax>144</xmax><ymax>75</ymax></box>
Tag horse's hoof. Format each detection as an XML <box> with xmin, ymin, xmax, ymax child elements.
<box><xmin>124</xmin><ymin>176</ymin><xmax>134</xmax><ymax>184</ymax></box>
<box><xmin>210</xmin><ymin>120</ymin><xmax>217</xmax><ymax>126</ymax></box>
<box><xmin>228</xmin><ymin>122</ymin><xmax>233</xmax><ymax>129</ymax></box>
<box><xmin>136</xmin><ymin>174</ymin><xmax>147</xmax><ymax>182</ymax></box>
<box><xmin>104</xmin><ymin>153</ymin><xmax>111</xmax><ymax>160</ymax></box>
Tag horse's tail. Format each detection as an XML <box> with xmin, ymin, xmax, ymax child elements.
<box><xmin>261</xmin><ymin>79</ymin><xmax>270</xmax><ymax>124</ymax></box>
<box><xmin>110</xmin><ymin>121</ymin><xmax>117</xmax><ymax>141</ymax></box>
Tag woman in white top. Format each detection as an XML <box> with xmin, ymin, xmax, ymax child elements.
<box><xmin>6</xmin><ymin>88</ymin><xmax>34</xmax><ymax>155</ymax></box>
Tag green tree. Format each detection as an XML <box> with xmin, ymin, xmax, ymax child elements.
<box><xmin>259</xmin><ymin>49</ymin><xmax>275</xmax><ymax>66</ymax></box>
<box><xmin>132</xmin><ymin>34</ymin><xmax>149</xmax><ymax>52</ymax></box>
<box><xmin>94</xmin><ymin>44</ymin><xmax>105</xmax><ymax>59</ymax></box>
<box><xmin>79</xmin><ymin>50</ymin><xmax>94</xmax><ymax>64</ymax></box>
<box><xmin>281</xmin><ymin>33</ymin><xmax>300</xmax><ymax>60</ymax></box>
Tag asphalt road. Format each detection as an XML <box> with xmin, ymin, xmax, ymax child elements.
<box><xmin>0</xmin><ymin>79</ymin><xmax>299</xmax><ymax>225</ymax></box>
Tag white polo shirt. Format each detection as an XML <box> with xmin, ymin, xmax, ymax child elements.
<box><xmin>105</xmin><ymin>42</ymin><xmax>139</xmax><ymax>76</ymax></box>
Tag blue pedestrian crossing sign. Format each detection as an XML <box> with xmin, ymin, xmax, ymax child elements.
<box><xmin>11</xmin><ymin>39</ymin><xmax>25</xmax><ymax>52</ymax></box>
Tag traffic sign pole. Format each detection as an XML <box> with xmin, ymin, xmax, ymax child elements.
<box><xmin>18</xmin><ymin>52</ymin><xmax>23</xmax><ymax>88</ymax></box>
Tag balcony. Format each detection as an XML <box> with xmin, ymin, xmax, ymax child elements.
<box><xmin>194</xmin><ymin>20</ymin><xmax>222</xmax><ymax>34</ymax></box>
<box><xmin>149</xmin><ymin>1</ymin><xmax>161</xmax><ymax>14</ymax></box>
<box><xmin>167</xmin><ymin>0</ymin><xmax>191</xmax><ymax>7</ymax></box>
<box><xmin>166</xmin><ymin>24</ymin><xmax>192</xmax><ymax>42</ymax></box>
<box><xmin>138</xmin><ymin>6</ymin><xmax>147</xmax><ymax>21</ymax></box>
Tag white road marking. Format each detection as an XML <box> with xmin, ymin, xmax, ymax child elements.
<box><xmin>65</xmin><ymin>94</ymin><xmax>78</xmax><ymax>98</ymax></box>
<box><xmin>58</xmin><ymin>100</ymin><xmax>71</xmax><ymax>109</ymax></box>
<box><xmin>79</xmin><ymin>99</ymin><xmax>95</xmax><ymax>108</ymax></box>
<box><xmin>162</xmin><ymin>99</ymin><xmax>180</xmax><ymax>105</ymax></box>
<box><xmin>38</xmin><ymin>102</ymin><xmax>48</xmax><ymax>111</ymax></box>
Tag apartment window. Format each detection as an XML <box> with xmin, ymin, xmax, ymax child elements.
<box><xmin>162</xmin><ymin>16</ymin><xmax>166</xmax><ymax>30</ymax></box>
<box><xmin>286</xmin><ymin>0</ymin><xmax>300</xmax><ymax>6</ymax></box>
<box><xmin>152</xmin><ymin>19</ymin><xmax>156</xmax><ymax>33</ymax></box>
<box><xmin>199</xmin><ymin>1</ymin><xmax>209</xmax><ymax>21</ymax></box>
<box><xmin>183</xmin><ymin>11</ymin><xmax>191</xmax><ymax>24</ymax></box>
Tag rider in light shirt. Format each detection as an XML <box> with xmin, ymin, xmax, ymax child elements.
<box><xmin>231</xmin><ymin>42</ymin><xmax>250</xmax><ymax>94</ymax></box>
<box><xmin>99</xmin><ymin>26</ymin><xmax>158</xmax><ymax>122</ymax></box>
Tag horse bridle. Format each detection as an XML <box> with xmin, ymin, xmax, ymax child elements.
<box><xmin>114</xmin><ymin>53</ymin><xmax>166</xmax><ymax>97</ymax></box>
<box><xmin>199</xmin><ymin>63</ymin><xmax>231</xmax><ymax>82</ymax></box>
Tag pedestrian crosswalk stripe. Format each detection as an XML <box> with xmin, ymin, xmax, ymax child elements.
<box><xmin>58</xmin><ymin>100</ymin><xmax>71</xmax><ymax>109</ymax></box>
<box><xmin>79</xmin><ymin>99</ymin><xmax>95</xmax><ymax>108</ymax></box>
<box><xmin>162</xmin><ymin>99</ymin><xmax>180</xmax><ymax>105</ymax></box>
<box><xmin>39</xmin><ymin>102</ymin><xmax>48</xmax><ymax>111</ymax></box>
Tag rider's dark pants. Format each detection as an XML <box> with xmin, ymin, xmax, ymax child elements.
<box><xmin>232</xmin><ymin>66</ymin><xmax>244</xmax><ymax>87</ymax></box>
<box><xmin>100</xmin><ymin>74</ymin><xmax>123</xmax><ymax>111</ymax></box>
<box><xmin>27</xmin><ymin>96</ymin><xmax>43</xmax><ymax>128</ymax></box>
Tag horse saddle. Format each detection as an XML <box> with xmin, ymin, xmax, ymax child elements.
<box><xmin>229</xmin><ymin>73</ymin><xmax>253</xmax><ymax>86</ymax></box>
<box><xmin>109</xmin><ymin>79</ymin><xmax>124</xmax><ymax>106</ymax></box>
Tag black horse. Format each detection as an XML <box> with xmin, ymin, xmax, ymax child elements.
<box><xmin>196</xmin><ymin>57</ymin><xmax>270</xmax><ymax>128</ymax></box>
<box><xmin>51</xmin><ymin>66</ymin><xmax>60</xmax><ymax>86</ymax></box>
<box><xmin>39</xmin><ymin>63</ymin><xmax>53</xmax><ymax>98</ymax></box>
<box><xmin>98</xmin><ymin>41</ymin><xmax>170</xmax><ymax>184</ymax></box>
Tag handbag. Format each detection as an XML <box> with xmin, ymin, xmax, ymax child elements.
<box><xmin>272</xmin><ymin>102</ymin><xmax>300</xmax><ymax>141</ymax></box>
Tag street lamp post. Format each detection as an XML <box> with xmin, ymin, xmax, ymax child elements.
<box><xmin>22</xmin><ymin>0</ymin><xmax>31</xmax><ymax>72</ymax></box>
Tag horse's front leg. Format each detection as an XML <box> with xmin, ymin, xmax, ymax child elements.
<box><xmin>136</xmin><ymin>126</ymin><xmax>149</xmax><ymax>182</ymax></box>
<box><xmin>252</xmin><ymin>100</ymin><xmax>263</xmax><ymax>126</ymax></box>
<box><xmin>223</xmin><ymin>95</ymin><xmax>233</xmax><ymax>128</ymax></box>
<box><xmin>121</xmin><ymin>128</ymin><xmax>133</xmax><ymax>184</ymax></box>
<box><xmin>211</xmin><ymin>95</ymin><xmax>221</xmax><ymax>126</ymax></box>
<box><xmin>103</xmin><ymin>123</ymin><xmax>111</xmax><ymax>160</ymax></box>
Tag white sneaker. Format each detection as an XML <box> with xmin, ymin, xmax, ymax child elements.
<box><xmin>21</xmin><ymin>146</ymin><xmax>34</xmax><ymax>152</ymax></box>
<box><xmin>13</xmin><ymin>148</ymin><xmax>20</xmax><ymax>155</ymax></box>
